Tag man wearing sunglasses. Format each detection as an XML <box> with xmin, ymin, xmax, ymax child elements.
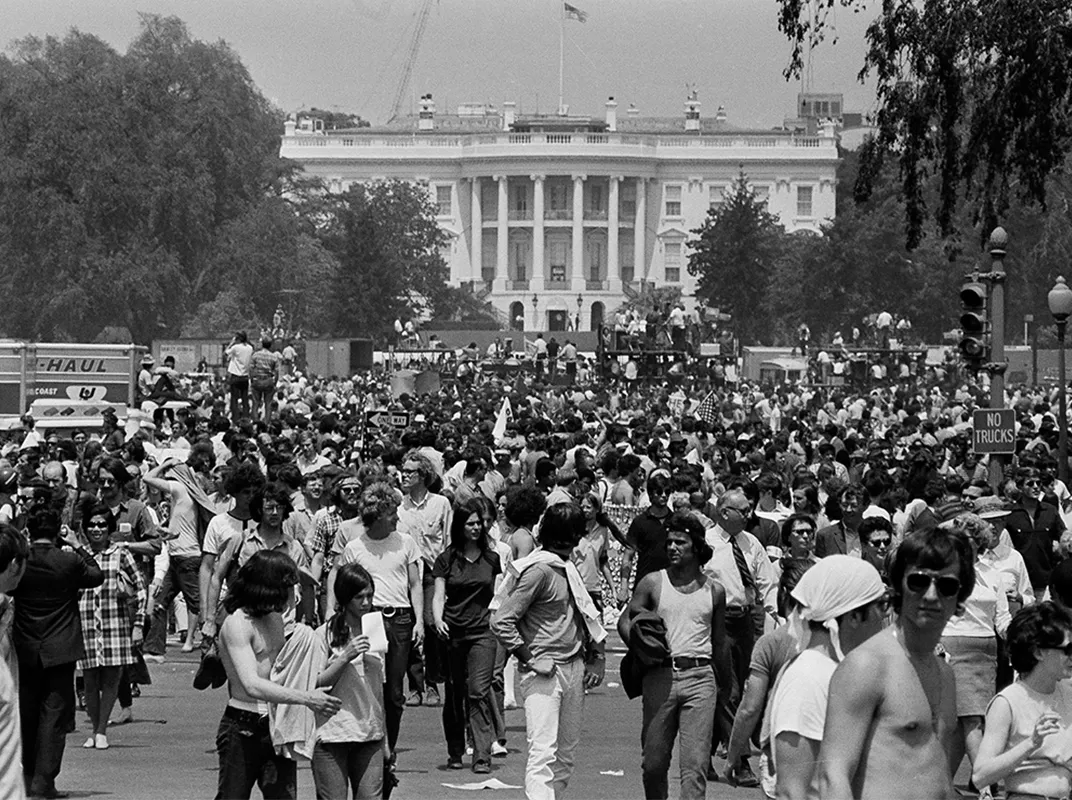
<box><xmin>1005</xmin><ymin>468</ymin><xmax>1065</xmax><ymax>599</ymax></box>
<box><xmin>818</xmin><ymin>527</ymin><xmax>975</xmax><ymax>800</ymax></box>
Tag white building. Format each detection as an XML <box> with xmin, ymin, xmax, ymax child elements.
<box><xmin>280</xmin><ymin>94</ymin><xmax>840</xmax><ymax>332</ymax></box>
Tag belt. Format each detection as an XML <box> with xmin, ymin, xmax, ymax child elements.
<box><xmin>372</xmin><ymin>605</ymin><xmax>411</xmax><ymax>618</ymax></box>
<box><xmin>661</xmin><ymin>656</ymin><xmax>712</xmax><ymax>671</ymax></box>
<box><xmin>223</xmin><ymin>705</ymin><xmax>268</xmax><ymax>726</ymax></box>
<box><xmin>724</xmin><ymin>606</ymin><xmax>751</xmax><ymax>617</ymax></box>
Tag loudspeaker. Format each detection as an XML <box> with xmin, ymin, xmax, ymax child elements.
<box><xmin>350</xmin><ymin>339</ymin><xmax>374</xmax><ymax>372</ymax></box>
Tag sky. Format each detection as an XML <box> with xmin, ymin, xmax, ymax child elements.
<box><xmin>3</xmin><ymin>0</ymin><xmax>878</xmax><ymax>129</ymax></box>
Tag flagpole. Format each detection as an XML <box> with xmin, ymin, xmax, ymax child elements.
<box><xmin>558</xmin><ymin>2</ymin><xmax>565</xmax><ymax>114</ymax></box>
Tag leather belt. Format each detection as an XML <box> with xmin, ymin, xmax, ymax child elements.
<box><xmin>662</xmin><ymin>656</ymin><xmax>712</xmax><ymax>671</ymax></box>
<box><xmin>224</xmin><ymin>705</ymin><xmax>268</xmax><ymax>726</ymax></box>
<box><xmin>372</xmin><ymin>605</ymin><xmax>412</xmax><ymax>618</ymax></box>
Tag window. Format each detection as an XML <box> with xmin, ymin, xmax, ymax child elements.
<box><xmin>435</xmin><ymin>185</ymin><xmax>452</xmax><ymax>217</ymax></box>
<box><xmin>620</xmin><ymin>239</ymin><xmax>635</xmax><ymax>282</ymax></box>
<box><xmin>796</xmin><ymin>186</ymin><xmax>813</xmax><ymax>217</ymax></box>
<box><xmin>665</xmin><ymin>241</ymin><xmax>682</xmax><ymax>282</ymax></box>
<box><xmin>754</xmin><ymin>185</ymin><xmax>770</xmax><ymax>209</ymax></box>
<box><xmin>620</xmin><ymin>182</ymin><xmax>636</xmax><ymax>218</ymax></box>
<box><xmin>511</xmin><ymin>185</ymin><xmax>528</xmax><ymax>214</ymax></box>
<box><xmin>548</xmin><ymin>183</ymin><xmax>568</xmax><ymax>211</ymax></box>
<box><xmin>589</xmin><ymin>184</ymin><xmax>604</xmax><ymax>212</ymax></box>
<box><xmin>708</xmin><ymin>185</ymin><xmax>725</xmax><ymax>213</ymax></box>
<box><xmin>664</xmin><ymin>185</ymin><xmax>682</xmax><ymax>217</ymax></box>
<box><xmin>481</xmin><ymin>231</ymin><xmax>496</xmax><ymax>282</ymax></box>
<box><xmin>481</xmin><ymin>184</ymin><xmax>497</xmax><ymax>220</ymax></box>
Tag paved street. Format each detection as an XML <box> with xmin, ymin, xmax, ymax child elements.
<box><xmin>59</xmin><ymin>644</ymin><xmax>765</xmax><ymax>800</ymax></box>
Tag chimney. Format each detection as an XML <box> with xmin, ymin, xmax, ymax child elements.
<box><xmin>605</xmin><ymin>97</ymin><xmax>618</xmax><ymax>132</ymax></box>
<box><xmin>503</xmin><ymin>101</ymin><xmax>517</xmax><ymax>131</ymax></box>
<box><xmin>626</xmin><ymin>103</ymin><xmax>640</xmax><ymax>119</ymax></box>
<box><xmin>418</xmin><ymin>94</ymin><xmax>435</xmax><ymax>131</ymax></box>
<box><xmin>685</xmin><ymin>92</ymin><xmax>701</xmax><ymax>132</ymax></box>
<box><xmin>715</xmin><ymin>105</ymin><xmax>727</xmax><ymax>124</ymax></box>
<box><xmin>284</xmin><ymin>114</ymin><xmax>296</xmax><ymax>136</ymax></box>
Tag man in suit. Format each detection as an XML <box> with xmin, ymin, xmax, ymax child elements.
<box><xmin>816</xmin><ymin>485</ymin><xmax>867</xmax><ymax>558</ymax></box>
<box><xmin>13</xmin><ymin>507</ymin><xmax>103</xmax><ymax>799</ymax></box>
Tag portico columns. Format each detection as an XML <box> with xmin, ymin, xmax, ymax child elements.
<box><xmin>495</xmin><ymin>175</ymin><xmax>508</xmax><ymax>288</ymax></box>
<box><xmin>608</xmin><ymin>176</ymin><xmax>621</xmax><ymax>290</ymax></box>
<box><xmin>532</xmin><ymin>174</ymin><xmax>545</xmax><ymax>287</ymax></box>
<box><xmin>572</xmin><ymin>174</ymin><xmax>585</xmax><ymax>290</ymax></box>
<box><xmin>470</xmin><ymin>178</ymin><xmax>482</xmax><ymax>282</ymax></box>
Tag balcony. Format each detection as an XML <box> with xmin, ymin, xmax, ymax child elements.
<box><xmin>544</xmin><ymin>279</ymin><xmax>571</xmax><ymax>290</ymax></box>
<box><xmin>506</xmin><ymin>279</ymin><xmax>530</xmax><ymax>291</ymax></box>
<box><xmin>545</xmin><ymin>209</ymin><xmax>571</xmax><ymax>221</ymax></box>
<box><xmin>508</xmin><ymin>208</ymin><xmax>532</xmax><ymax>221</ymax></box>
<box><xmin>586</xmin><ymin>279</ymin><xmax>608</xmax><ymax>291</ymax></box>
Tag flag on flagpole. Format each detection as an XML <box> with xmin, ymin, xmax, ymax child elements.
<box><xmin>492</xmin><ymin>397</ymin><xmax>514</xmax><ymax>444</ymax></box>
<box><xmin>693</xmin><ymin>390</ymin><xmax>719</xmax><ymax>427</ymax></box>
<box><xmin>564</xmin><ymin>2</ymin><xmax>588</xmax><ymax>22</ymax></box>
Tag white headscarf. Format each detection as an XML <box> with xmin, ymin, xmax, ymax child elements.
<box><xmin>788</xmin><ymin>555</ymin><xmax>886</xmax><ymax>661</ymax></box>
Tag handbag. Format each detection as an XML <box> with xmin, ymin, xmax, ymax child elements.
<box><xmin>115</xmin><ymin>565</ymin><xmax>136</xmax><ymax>602</ymax></box>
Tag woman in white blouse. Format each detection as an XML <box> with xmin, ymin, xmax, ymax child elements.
<box><xmin>942</xmin><ymin>511</ymin><xmax>1013</xmax><ymax>799</ymax></box>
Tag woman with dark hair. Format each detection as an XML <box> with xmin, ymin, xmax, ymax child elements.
<box><xmin>432</xmin><ymin>498</ymin><xmax>502</xmax><ymax>772</ymax></box>
<box><xmin>503</xmin><ymin>485</ymin><xmax>547</xmax><ymax>560</ymax></box>
<box><xmin>789</xmin><ymin>481</ymin><xmax>826</xmax><ymax>527</ymax></box>
<box><xmin>973</xmin><ymin>602</ymin><xmax>1072</xmax><ymax>799</ymax></box>
<box><xmin>575</xmin><ymin>494</ymin><xmax>618</xmax><ymax>614</ymax></box>
<box><xmin>76</xmin><ymin>502</ymin><xmax>148</xmax><ymax>750</ymax></box>
<box><xmin>312</xmin><ymin>562</ymin><xmax>386</xmax><ymax>800</ymax></box>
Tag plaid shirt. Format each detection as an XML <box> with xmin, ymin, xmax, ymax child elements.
<box><xmin>309</xmin><ymin>507</ymin><xmax>343</xmax><ymax>562</ymax></box>
<box><xmin>77</xmin><ymin>546</ymin><xmax>147</xmax><ymax>669</ymax></box>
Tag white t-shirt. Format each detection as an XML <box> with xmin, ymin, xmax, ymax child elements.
<box><xmin>338</xmin><ymin>531</ymin><xmax>421</xmax><ymax>609</ymax></box>
<box><xmin>202</xmin><ymin>513</ymin><xmax>254</xmax><ymax>558</ymax></box>
<box><xmin>769</xmin><ymin>649</ymin><xmax>838</xmax><ymax>771</ymax></box>
<box><xmin>226</xmin><ymin>342</ymin><xmax>254</xmax><ymax>377</ymax></box>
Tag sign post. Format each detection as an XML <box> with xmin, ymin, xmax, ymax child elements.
<box><xmin>972</xmin><ymin>409</ymin><xmax>1016</xmax><ymax>456</ymax></box>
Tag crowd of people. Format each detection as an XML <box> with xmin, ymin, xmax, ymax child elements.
<box><xmin>3</xmin><ymin>326</ymin><xmax>1072</xmax><ymax>799</ymax></box>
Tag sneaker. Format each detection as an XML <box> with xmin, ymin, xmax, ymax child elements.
<box><xmin>472</xmin><ymin>761</ymin><xmax>491</xmax><ymax>774</ymax></box>
<box><xmin>405</xmin><ymin>691</ymin><xmax>423</xmax><ymax>707</ymax></box>
<box><xmin>109</xmin><ymin>707</ymin><xmax>133</xmax><ymax>726</ymax></box>
<box><xmin>82</xmin><ymin>737</ymin><xmax>95</xmax><ymax>749</ymax></box>
<box><xmin>491</xmin><ymin>742</ymin><xmax>508</xmax><ymax>757</ymax></box>
<box><xmin>447</xmin><ymin>758</ymin><xmax>465</xmax><ymax>770</ymax></box>
<box><xmin>465</xmin><ymin>746</ymin><xmax>473</xmax><ymax>756</ymax></box>
<box><xmin>425</xmin><ymin>685</ymin><xmax>441</xmax><ymax>707</ymax></box>
<box><xmin>94</xmin><ymin>734</ymin><xmax>108</xmax><ymax>750</ymax></box>
<box><xmin>143</xmin><ymin>654</ymin><xmax>165</xmax><ymax>664</ymax></box>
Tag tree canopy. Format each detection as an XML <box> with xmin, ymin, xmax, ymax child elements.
<box><xmin>776</xmin><ymin>0</ymin><xmax>1072</xmax><ymax>248</ymax></box>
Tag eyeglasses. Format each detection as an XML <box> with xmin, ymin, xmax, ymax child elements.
<box><xmin>868</xmin><ymin>537</ymin><xmax>892</xmax><ymax>548</ymax></box>
<box><xmin>905</xmin><ymin>572</ymin><xmax>961</xmax><ymax>598</ymax></box>
<box><xmin>1042</xmin><ymin>642</ymin><xmax>1072</xmax><ymax>657</ymax></box>
<box><xmin>1023</xmin><ymin>479</ymin><xmax>1041</xmax><ymax>487</ymax></box>
<box><xmin>790</xmin><ymin>527</ymin><xmax>814</xmax><ymax>536</ymax></box>
<box><xmin>724</xmin><ymin>506</ymin><xmax>750</xmax><ymax>516</ymax></box>
<box><xmin>86</xmin><ymin>522</ymin><xmax>108</xmax><ymax>530</ymax></box>
<box><xmin>338</xmin><ymin>485</ymin><xmax>360</xmax><ymax>494</ymax></box>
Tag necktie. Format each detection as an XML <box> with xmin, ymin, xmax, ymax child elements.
<box><xmin>730</xmin><ymin>533</ymin><xmax>756</xmax><ymax>594</ymax></box>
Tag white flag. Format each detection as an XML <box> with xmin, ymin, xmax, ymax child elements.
<box><xmin>492</xmin><ymin>397</ymin><xmax>513</xmax><ymax>444</ymax></box>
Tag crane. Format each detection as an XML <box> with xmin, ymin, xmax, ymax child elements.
<box><xmin>388</xmin><ymin>0</ymin><xmax>435</xmax><ymax>123</ymax></box>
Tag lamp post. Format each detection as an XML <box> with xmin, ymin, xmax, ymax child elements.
<box><xmin>576</xmin><ymin>293</ymin><xmax>583</xmax><ymax>331</ymax></box>
<box><xmin>532</xmin><ymin>293</ymin><xmax>539</xmax><ymax>331</ymax></box>
<box><xmin>1048</xmin><ymin>276</ymin><xmax>1072</xmax><ymax>484</ymax></box>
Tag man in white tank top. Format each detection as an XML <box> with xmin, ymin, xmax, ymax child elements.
<box><xmin>622</xmin><ymin>511</ymin><xmax>730</xmax><ymax>800</ymax></box>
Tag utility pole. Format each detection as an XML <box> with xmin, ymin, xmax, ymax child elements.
<box><xmin>987</xmin><ymin>227</ymin><xmax>1008</xmax><ymax>490</ymax></box>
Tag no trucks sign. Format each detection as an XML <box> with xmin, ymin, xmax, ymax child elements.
<box><xmin>972</xmin><ymin>409</ymin><xmax>1016</xmax><ymax>455</ymax></box>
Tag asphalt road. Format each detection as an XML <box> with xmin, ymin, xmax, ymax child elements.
<box><xmin>58</xmin><ymin>642</ymin><xmax>766</xmax><ymax>800</ymax></box>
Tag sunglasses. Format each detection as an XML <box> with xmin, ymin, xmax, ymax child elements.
<box><xmin>868</xmin><ymin>537</ymin><xmax>892</xmax><ymax>547</ymax></box>
<box><xmin>1023</xmin><ymin>479</ymin><xmax>1041</xmax><ymax>487</ymax></box>
<box><xmin>905</xmin><ymin>572</ymin><xmax>961</xmax><ymax>598</ymax></box>
<box><xmin>1042</xmin><ymin>642</ymin><xmax>1072</xmax><ymax>657</ymax></box>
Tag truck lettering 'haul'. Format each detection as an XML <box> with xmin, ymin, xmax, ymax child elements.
<box><xmin>0</xmin><ymin>343</ymin><xmax>145</xmax><ymax>417</ymax></box>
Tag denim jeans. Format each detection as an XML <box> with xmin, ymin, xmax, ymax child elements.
<box><xmin>215</xmin><ymin>707</ymin><xmax>297</xmax><ymax>800</ymax></box>
<box><xmin>443</xmin><ymin>630</ymin><xmax>497</xmax><ymax>764</ymax></box>
<box><xmin>311</xmin><ymin>740</ymin><xmax>383</xmax><ymax>800</ymax></box>
<box><xmin>520</xmin><ymin>656</ymin><xmax>586</xmax><ymax>800</ymax></box>
<box><xmin>383</xmin><ymin>608</ymin><xmax>414</xmax><ymax>753</ymax></box>
<box><xmin>145</xmin><ymin>553</ymin><xmax>201</xmax><ymax>656</ymax></box>
<box><xmin>641</xmin><ymin>666</ymin><xmax>718</xmax><ymax>800</ymax></box>
<box><xmin>228</xmin><ymin>375</ymin><xmax>250</xmax><ymax>421</ymax></box>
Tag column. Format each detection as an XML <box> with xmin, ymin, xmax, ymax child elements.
<box><xmin>572</xmin><ymin>174</ymin><xmax>585</xmax><ymax>290</ymax></box>
<box><xmin>496</xmin><ymin>175</ymin><xmax>508</xmax><ymax>289</ymax></box>
<box><xmin>608</xmin><ymin>176</ymin><xmax>620</xmax><ymax>290</ymax></box>
<box><xmin>634</xmin><ymin>177</ymin><xmax>647</xmax><ymax>281</ymax></box>
<box><xmin>531</xmin><ymin>174</ymin><xmax>545</xmax><ymax>288</ymax></box>
<box><xmin>470</xmin><ymin>178</ymin><xmax>482</xmax><ymax>282</ymax></box>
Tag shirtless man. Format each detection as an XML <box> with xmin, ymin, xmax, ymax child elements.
<box><xmin>818</xmin><ymin>527</ymin><xmax>975</xmax><ymax>800</ymax></box>
<box><xmin>217</xmin><ymin>550</ymin><xmax>341</xmax><ymax>800</ymax></box>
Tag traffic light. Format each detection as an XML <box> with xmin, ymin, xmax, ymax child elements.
<box><xmin>959</xmin><ymin>280</ymin><xmax>989</xmax><ymax>369</ymax></box>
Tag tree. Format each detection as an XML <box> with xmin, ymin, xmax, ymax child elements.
<box><xmin>776</xmin><ymin>0</ymin><xmax>1072</xmax><ymax>248</ymax></box>
<box><xmin>687</xmin><ymin>173</ymin><xmax>787</xmax><ymax>345</ymax></box>
<box><xmin>304</xmin><ymin>108</ymin><xmax>370</xmax><ymax>130</ymax></box>
<box><xmin>0</xmin><ymin>15</ymin><xmax>285</xmax><ymax>342</ymax></box>
<box><xmin>319</xmin><ymin>180</ymin><xmax>450</xmax><ymax>339</ymax></box>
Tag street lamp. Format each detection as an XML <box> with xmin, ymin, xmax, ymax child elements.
<box><xmin>532</xmin><ymin>293</ymin><xmax>539</xmax><ymax>331</ymax></box>
<box><xmin>1048</xmin><ymin>276</ymin><xmax>1072</xmax><ymax>483</ymax></box>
